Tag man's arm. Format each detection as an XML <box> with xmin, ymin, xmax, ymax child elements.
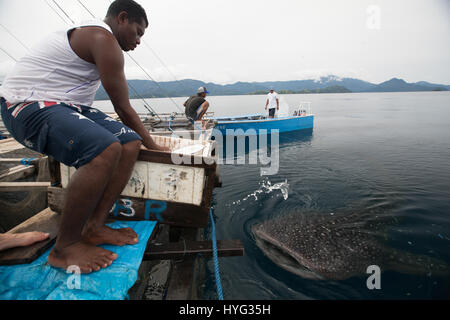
<box><xmin>89</xmin><ymin>30</ymin><xmax>164</xmax><ymax>151</ymax></box>
<box><xmin>276</xmin><ymin>98</ymin><xmax>279</xmax><ymax>110</ymax></box>
<box><xmin>265</xmin><ymin>99</ymin><xmax>269</xmax><ymax>110</ymax></box>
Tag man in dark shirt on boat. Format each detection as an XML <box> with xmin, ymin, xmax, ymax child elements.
<box><xmin>184</xmin><ymin>87</ymin><xmax>210</xmax><ymax>122</ymax></box>
<box><xmin>0</xmin><ymin>0</ymin><xmax>166</xmax><ymax>273</ymax></box>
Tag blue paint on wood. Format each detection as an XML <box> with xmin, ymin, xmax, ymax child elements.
<box><xmin>144</xmin><ymin>200</ymin><xmax>167</xmax><ymax>222</ymax></box>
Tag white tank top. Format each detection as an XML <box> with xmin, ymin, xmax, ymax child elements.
<box><xmin>0</xmin><ymin>20</ymin><xmax>112</xmax><ymax>106</ymax></box>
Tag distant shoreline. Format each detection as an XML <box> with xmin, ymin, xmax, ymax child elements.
<box><xmin>93</xmin><ymin>76</ymin><xmax>449</xmax><ymax>100</ymax></box>
<box><xmin>93</xmin><ymin>89</ymin><xmax>450</xmax><ymax>101</ymax></box>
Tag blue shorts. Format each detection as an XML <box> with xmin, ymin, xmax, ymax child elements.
<box><xmin>268</xmin><ymin>108</ymin><xmax>276</xmax><ymax>117</ymax></box>
<box><xmin>0</xmin><ymin>98</ymin><xmax>142</xmax><ymax>169</ymax></box>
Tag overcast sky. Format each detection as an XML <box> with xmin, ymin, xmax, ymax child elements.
<box><xmin>0</xmin><ymin>0</ymin><xmax>449</xmax><ymax>85</ymax></box>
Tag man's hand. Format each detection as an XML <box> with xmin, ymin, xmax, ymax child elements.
<box><xmin>142</xmin><ymin>137</ymin><xmax>170</xmax><ymax>152</ymax></box>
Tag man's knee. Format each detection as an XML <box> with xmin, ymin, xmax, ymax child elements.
<box><xmin>125</xmin><ymin>139</ymin><xmax>142</xmax><ymax>150</ymax></box>
<box><xmin>122</xmin><ymin>139</ymin><xmax>142</xmax><ymax>155</ymax></box>
<box><xmin>106</xmin><ymin>141</ymin><xmax>123</xmax><ymax>157</ymax></box>
<box><xmin>90</xmin><ymin>142</ymin><xmax>122</xmax><ymax>169</ymax></box>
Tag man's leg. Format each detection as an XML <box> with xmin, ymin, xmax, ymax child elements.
<box><xmin>0</xmin><ymin>232</ymin><xmax>49</xmax><ymax>251</ymax></box>
<box><xmin>269</xmin><ymin>108</ymin><xmax>275</xmax><ymax>119</ymax></box>
<box><xmin>82</xmin><ymin>140</ymin><xmax>142</xmax><ymax>246</ymax></box>
<box><xmin>48</xmin><ymin>142</ymin><xmax>122</xmax><ymax>274</ymax></box>
<box><xmin>196</xmin><ymin>102</ymin><xmax>210</xmax><ymax>121</ymax></box>
<box><xmin>1</xmin><ymin>102</ymin><xmax>129</xmax><ymax>273</ymax></box>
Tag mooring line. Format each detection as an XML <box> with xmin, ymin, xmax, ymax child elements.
<box><xmin>209</xmin><ymin>208</ymin><xmax>224</xmax><ymax>300</ymax></box>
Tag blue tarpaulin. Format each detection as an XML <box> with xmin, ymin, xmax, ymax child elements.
<box><xmin>0</xmin><ymin>221</ymin><xmax>157</xmax><ymax>300</ymax></box>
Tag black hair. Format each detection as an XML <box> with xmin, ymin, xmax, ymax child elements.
<box><xmin>106</xmin><ymin>0</ymin><xmax>148</xmax><ymax>27</ymax></box>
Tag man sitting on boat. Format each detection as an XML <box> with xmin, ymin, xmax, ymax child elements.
<box><xmin>183</xmin><ymin>86</ymin><xmax>210</xmax><ymax>122</ymax></box>
<box><xmin>0</xmin><ymin>0</ymin><xmax>166</xmax><ymax>274</ymax></box>
<box><xmin>265</xmin><ymin>88</ymin><xmax>279</xmax><ymax>118</ymax></box>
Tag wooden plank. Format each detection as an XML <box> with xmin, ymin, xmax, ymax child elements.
<box><xmin>138</xmin><ymin>148</ymin><xmax>216</xmax><ymax>170</ymax></box>
<box><xmin>165</xmin><ymin>259</ymin><xmax>195</xmax><ymax>300</ymax></box>
<box><xmin>60</xmin><ymin>162</ymin><xmax>207</xmax><ymax>205</ymax></box>
<box><xmin>0</xmin><ymin>158</ymin><xmax>40</xmax><ymax>164</ymax></box>
<box><xmin>0</xmin><ymin>182</ymin><xmax>51</xmax><ymax>192</ymax></box>
<box><xmin>47</xmin><ymin>187</ymin><xmax>210</xmax><ymax>228</ymax></box>
<box><xmin>0</xmin><ymin>147</ymin><xmax>42</xmax><ymax>161</ymax></box>
<box><xmin>0</xmin><ymin>208</ymin><xmax>60</xmax><ymax>266</ymax></box>
<box><xmin>0</xmin><ymin>165</ymin><xmax>35</xmax><ymax>182</ymax></box>
<box><xmin>164</xmin><ymin>227</ymin><xmax>200</xmax><ymax>300</ymax></box>
<box><xmin>60</xmin><ymin>164</ymin><xmax>71</xmax><ymax>189</ymax></box>
<box><xmin>47</xmin><ymin>156</ymin><xmax>61</xmax><ymax>186</ymax></box>
<box><xmin>146</xmin><ymin>163</ymin><xmax>205</xmax><ymax>205</ymax></box>
<box><xmin>121</xmin><ymin>161</ymin><xmax>148</xmax><ymax>198</ymax></box>
<box><xmin>0</xmin><ymin>138</ymin><xmax>25</xmax><ymax>155</ymax></box>
<box><xmin>144</xmin><ymin>239</ymin><xmax>244</xmax><ymax>261</ymax></box>
<box><xmin>201</xmin><ymin>169</ymin><xmax>217</xmax><ymax>207</ymax></box>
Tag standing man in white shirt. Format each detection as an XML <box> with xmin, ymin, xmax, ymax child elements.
<box><xmin>265</xmin><ymin>88</ymin><xmax>279</xmax><ymax>118</ymax></box>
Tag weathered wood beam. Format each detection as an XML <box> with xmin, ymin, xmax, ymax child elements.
<box><xmin>48</xmin><ymin>187</ymin><xmax>210</xmax><ymax>228</ymax></box>
<box><xmin>201</xmin><ymin>169</ymin><xmax>217</xmax><ymax>207</ymax></box>
<box><xmin>144</xmin><ymin>239</ymin><xmax>244</xmax><ymax>261</ymax></box>
<box><xmin>0</xmin><ymin>158</ymin><xmax>41</xmax><ymax>164</ymax></box>
<box><xmin>0</xmin><ymin>182</ymin><xmax>51</xmax><ymax>192</ymax></box>
<box><xmin>164</xmin><ymin>227</ymin><xmax>202</xmax><ymax>300</ymax></box>
<box><xmin>138</xmin><ymin>148</ymin><xmax>217</xmax><ymax>170</ymax></box>
<box><xmin>0</xmin><ymin>208</ymin><xmax>60</xmax><ymax>266</ymax></box>
<box><xmin>0</xmin><ymin>165</ymin><xmax>35</xmax><ymax>182</ymax></box>
<box><xmin>0</xmin><ymin>138</ymin><xmax>25</xmax><ymax>155</ymax></box>
<box><xmin>47</xmin><ymin>157</ymin><xmax>61</xmax><ymax>187</ymax></box>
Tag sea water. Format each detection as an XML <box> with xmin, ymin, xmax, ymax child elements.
<box><xmin>96</xmin><ymin>91</ymin><xmax>450</xmax><ymax>299</ymax></box>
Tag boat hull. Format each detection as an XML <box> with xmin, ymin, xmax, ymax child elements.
<box><xmin>214</xmin><ymin>115</ymin><xmax>314</xmax><ymax>135</ymax></box>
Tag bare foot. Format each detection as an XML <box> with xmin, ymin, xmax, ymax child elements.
<box><xmin>48</xmin><ymin>241</ymin><xmax>118</xmax><ymax>274</ymax></box>
<box><xmin>82</xmin><ymin>225</ymin><xmax>139</xmax><ymax>246</ymax></box>
<box><xmin>0</xmin><ymin>232</ymin><xmax>50</xmax><ymax>251</ymax></box>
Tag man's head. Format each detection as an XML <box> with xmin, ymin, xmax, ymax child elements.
<box><xmin>105</xmin><ymin>0</ymin><xmax>148</xmax><ymax>52</ymax></box>
<box><xmin>269</xmin><ymin>87</ymin><xmax>274</xmax><ymax>93</ymax></box>
<box><xmin>197</xmin><ymin>86</ymin><xmax>209</xmax><ymax>98</ymax></box>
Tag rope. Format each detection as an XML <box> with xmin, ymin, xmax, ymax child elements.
<box><xmin>168</xmin><ymin>117</ymin><xmax>174</xmax><ymax>134</ymax></box>
<box><xmin>209</xmin><ymin>208</ymin><xmax>224</xmax><ymax>300</ymax></box>
<box><xmin>20</xmin><ymin>158</ymin><xmax>38</xmax><ymax>166</ymax></box>
<box><xmin>0</xmin><ymin>47</ymin><xmax>18</xmax><ymax>62</ymax></box>
<box><xmin>0</xmin><ymin>23</ymin><xmax>29</xmax><ymax>51</ymax></box>
<box><xmin>43</xmin><ymin>0</ymin><xmax>71</xmax><ymax>24</ymax></box>
<box><xmin>51</xmin><ymin>0</ymin><xmax>75</xmax><ymax>24</ymax></box>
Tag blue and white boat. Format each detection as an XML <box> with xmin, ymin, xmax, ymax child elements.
<box><xmin>212</xmin><ymin>102</ymin><xmax>314</xmax><ymax>135</ymax></box>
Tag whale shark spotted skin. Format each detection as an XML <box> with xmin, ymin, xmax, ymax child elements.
<box><xmin>252</xmin><ymin>211</ymin><xmax>449</xmax><ymax>280</ymax></box>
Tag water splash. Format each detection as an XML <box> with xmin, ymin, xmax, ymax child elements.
<box><xmin>237</xmin><ymin>178</ymin><xmax>289</xmax><ymax>202</ymax></box>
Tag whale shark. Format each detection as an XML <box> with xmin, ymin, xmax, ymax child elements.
<box><xmin>252</xmin><ymin>210</ymin><xmax>449</xmax><ymax>280</ymax></box>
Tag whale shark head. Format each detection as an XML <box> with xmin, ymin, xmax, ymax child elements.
<box><xmin>252</xmin><ymin>223</ymin><xmax>325</xmax><ymax>279</ymax></box>
<box><xmin>252</xmin><ymin>211</ymin><xmax>450</xmax><ymax>280</ymax></box>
